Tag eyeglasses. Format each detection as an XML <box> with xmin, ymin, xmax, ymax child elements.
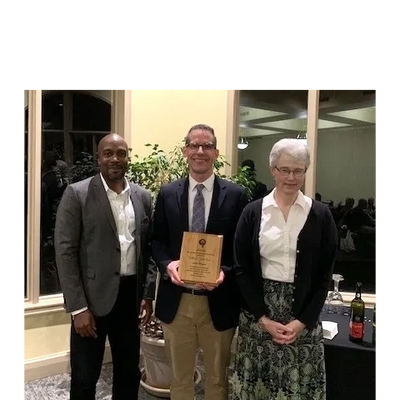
<box><xmin>186</xmin><ymin>142</ymin><xmax>216</xmax><ymax>151</ymax></box>
<box><xmin>275</xmin><ymin>166</ymin><xmax>306</xmax><ymax>178</ymax></box>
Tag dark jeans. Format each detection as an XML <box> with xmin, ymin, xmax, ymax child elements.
<box><xmin>70</xmin><ymin>275</ymin><xmax>140</xmax><ymax>400</ymax></box>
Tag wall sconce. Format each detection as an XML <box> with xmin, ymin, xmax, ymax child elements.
<box><xmin>237</xmin><ymin>136</ymin><xmax>249</xmax><ymax>150</ymax></box>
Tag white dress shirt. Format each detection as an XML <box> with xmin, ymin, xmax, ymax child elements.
<box><xmin>100</xmin><ymin>174</ymin><xmax>136</xmax><ymax>276</ymax></box>
<box><xmin>259</xmin><ymin>188</ymin><xmax>312</xmax><ymax>283</ymax></box>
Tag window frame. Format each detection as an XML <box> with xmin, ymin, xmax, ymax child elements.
<box><xmin>24</xmin><ymin>90</ymin><xmax>131</xmax><ymax>315</ymax></box>
<box><xmin>25</xmin><ymin>90</ymin><xmax>43</xmax><ymax>309</ymax></box>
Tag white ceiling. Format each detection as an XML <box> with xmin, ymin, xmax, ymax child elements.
<box><xmin>239</xmin><ymin>90</ymin><xmax>376</xmax><ymax>138</ymax></box>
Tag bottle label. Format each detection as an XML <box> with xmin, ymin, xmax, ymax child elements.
<box><xmin>350</xmin><ymin>322</ymin><xmax>364</xmax><ymax>338</ymax></box>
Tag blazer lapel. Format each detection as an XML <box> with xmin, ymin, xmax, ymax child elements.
<box><xmin>129</xmin><ymin>183</ymin><xmax>144</xmax><ymax>265</ymax></box>
<box><xmin>206</xmin><ymin>176</ymin><xmax>226</xmax><ymax>231</ymax></box>
<box><xmin>91</xmin><ymin>174</ymin><xmax>118</xmax><ymax>237</ymax></box>
<box><xmin>176</xmin><ymin>178</ymin><xmax>189</xmax><ymax>232</ymax></box>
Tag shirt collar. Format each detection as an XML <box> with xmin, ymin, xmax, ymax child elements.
<box><xmin>188</xmin><ymin>174</ymin><xmax>215</xmax><ymax>193</ymax></box>
<box><xmin>100</xmin><ymin>173</ymin><xmax>130</xmax><ymax>196</ymax></box>
<box><xmin>263</xmin><ymin>188</ymin><xmax>307</xmax><ymax>210</ymax></box>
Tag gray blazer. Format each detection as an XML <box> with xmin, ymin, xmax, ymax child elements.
<box><xmin>54</xmin><ymin>174</ymin><xmax>156</xmax><ymax>317</ymax></box>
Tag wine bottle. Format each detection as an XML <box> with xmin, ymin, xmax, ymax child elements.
<box><xmin>349</xmin><ymin>282</ymin><xmax>365</xmax><ymax>343</ymax></box>
<box><xmin>372</xmin><ymin>304</ymin><xmax>376</xmax><ymax>345</ymax></box>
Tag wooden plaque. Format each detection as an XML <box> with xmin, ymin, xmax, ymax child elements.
<box><xmin>179</xmin><ymin>231</ymin><xmax>223</xmax><ymax>286</ymax></box>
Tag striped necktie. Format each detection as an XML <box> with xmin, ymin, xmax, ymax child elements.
<box><xmin>191</xmin><ymin>184</ymin><xmax>205</xmax><ymax>232</ymax></box>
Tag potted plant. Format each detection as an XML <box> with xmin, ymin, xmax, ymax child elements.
<box><xmin>139</xmin><ymin>316</ymin><xmax>202</xmax><ymax>398</ymax></box>
<box><xmin>69</xmin><ymin>152</ymin><xmax>100</xmax><ymax>184</ymax></box>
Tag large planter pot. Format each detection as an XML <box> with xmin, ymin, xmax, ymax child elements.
<box><xmin>140</xmin><ymin>367</ymin><xmax>201</xmax><ymax>398</ymax></box>
<box><xmin>140</xmin><ymin>334</ymin><xmax>171</xmax><ymax>389</ymax></box>
<box><xmin>140</xmin><ymin>333</ymin><xmax>201</xmax><ymax>398</ymax></box>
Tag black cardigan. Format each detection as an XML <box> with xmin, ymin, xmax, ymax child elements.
<box><xmin>233</xmin><ymin>197</ymin><xmax>338</xmax><ymax>329</ymax></box>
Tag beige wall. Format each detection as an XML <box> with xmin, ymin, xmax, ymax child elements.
<box><xmin>130</xmin><ymin>90</ymin><xmax>231</xmax><ymax>162</ymax></box>
<box><xmin>24</xmin><ymin>90</ymin><xmax>236</xmax><ymax>377</ymax></box>
<box><xmin>316</xmin><ymin>126</ymin><xmax>375</xmax><ymax>204</ymax></box>
<box><xmin>25</xmin><ymin>311</ymin><xmax>70</xmax><ymax>360</ymax></box>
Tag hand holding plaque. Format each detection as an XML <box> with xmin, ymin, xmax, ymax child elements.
<box><xmin>178</xmin><ymin>232</ymin><xmax>223</xmax><ymax>286</ymax></box>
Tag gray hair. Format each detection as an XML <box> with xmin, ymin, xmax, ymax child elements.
<box><xmin>269</xmin><ymin>138</ymin><xmax>310</xmax><ymax>169</ymax></box>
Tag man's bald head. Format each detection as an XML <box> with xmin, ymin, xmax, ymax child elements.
<box><xmin>98</xmin><ymin>133</ymin><xmax>128</xmax><ymax>154</ymax></box>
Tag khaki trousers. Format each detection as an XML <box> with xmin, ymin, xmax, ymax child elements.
<box><xmin>162</xmin><ymin>293</ymin><xmax>235</xmax><ymax>400</ymax></box>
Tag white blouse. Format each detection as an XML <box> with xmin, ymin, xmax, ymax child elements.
<box><xmin>259</xmin><ymin>188</ymin><xmax>312</xmax><ymax>283</ymax></box>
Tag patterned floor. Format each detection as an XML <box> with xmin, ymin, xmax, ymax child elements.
<box><xmin>25</xmin><ymin>351</ymin><xmax>236</xmax><ymax>400</ymax></box>
<box><xmin>24</xmin><ymin>362</ymin><xmax>166</xmax><ymax>400</ymax></box>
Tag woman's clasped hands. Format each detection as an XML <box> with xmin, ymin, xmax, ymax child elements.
<box><xmin>258</xmin><ymin>315</ymin><xmax>306</xmax><ymax>345</ymax></box>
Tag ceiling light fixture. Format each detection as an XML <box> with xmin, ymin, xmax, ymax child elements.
<box><xmin>296</xmin><ymin>128</ymin><xmax>307</xmax><ymax>146</ymax></box>
<box><xmin>238</xmin><ymin>136</ymin><xmax>249</xmax><ymax>150</ymax></box>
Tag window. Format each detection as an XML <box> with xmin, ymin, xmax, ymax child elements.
<box><xmin>25</xmin><ymin>90</ymin><xmax>111</xmax><ymax>301</ymax></box>
<box><xmin>72</xmin><ymin>92</ymin><xmax>111</xmax><ymax>131</ymax></box>
<box><xmin>316</xmin><ymin>90</ymin><xmax>376</xmax><ymax>294</ymax></box>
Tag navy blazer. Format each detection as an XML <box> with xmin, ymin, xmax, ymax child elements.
<box><xmin>234</xmin><ymin>198</ymin><xmax>338</xmax><ymax>329</ymax></box>
<box><xmin>152</xmin><ymin>175</ymin><xmax>248</xmax><ymax>331</ymax></box>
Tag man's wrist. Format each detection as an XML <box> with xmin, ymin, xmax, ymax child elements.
<box><xmin>71</xmin><ymin>307</ymin><xmax>88</xmax><ymax>319</ymax></box>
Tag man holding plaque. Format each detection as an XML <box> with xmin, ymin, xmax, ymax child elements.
<box><xmin>152</xmin><ymin>124</ymin><xmax>248</xmax><ymax>400</ymax></box>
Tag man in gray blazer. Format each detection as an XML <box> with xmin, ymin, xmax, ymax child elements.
<box><xmin>55</xmin><ymin>133</ymin><xmax>156</xmax><ymax>400</ymax></box>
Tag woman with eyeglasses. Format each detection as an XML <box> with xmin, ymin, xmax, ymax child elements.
<box><xmin>231</xmin><ymin>138</ymin><xmax>338</xmax><ymax>400</ymax></box>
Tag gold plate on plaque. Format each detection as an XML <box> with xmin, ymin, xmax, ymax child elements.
<box><xmin>178</xmin><ymin>231</ymin><xmax>223</xmax><ymax>286</ymax></box>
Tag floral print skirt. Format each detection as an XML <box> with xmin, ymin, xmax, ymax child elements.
<box><xmin>231</xmin><ymin>280</ymin><xmax>326</xmax><ymax>400</ymax></box>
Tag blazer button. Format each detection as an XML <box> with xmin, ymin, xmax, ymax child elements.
<box><xmin>296</xmin><ymin>250</ymin><xmax>300</xmax><ymax>253</ymax></box>
<box><xmin>116</xmin><ymin>248</ymin><xmax>121</xmax><ymax>253</ymax></box>
<box><xmin>115</xmin><ymin>271</ymin><xmax>120</xmax><ymax>275</ymax></box>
